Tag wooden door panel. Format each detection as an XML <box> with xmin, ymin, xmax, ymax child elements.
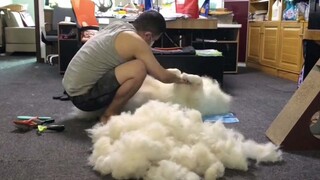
<box><xmin>260</xmin><ymin>26</ymin><xmax>279</xmax><ymax>67</ymax></box>
<box><xmin>247</xmin><ymin>25</ymin><xmax>261</xmax><ymax>63</ymax></box>
<box><xmin>279</xmin><ymin>23</ymin><xmax>303</xmax><ymax>72</ymax></box>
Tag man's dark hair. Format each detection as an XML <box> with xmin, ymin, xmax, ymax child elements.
<box><xmin>132</xmin><ymin>10</ymin><xmax>166</xmax><ymax>35</ymax></box>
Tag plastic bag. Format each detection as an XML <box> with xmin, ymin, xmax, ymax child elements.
<box><xmin>175</xmin><ymin>0</ymin><xmax>199</xmax><ymax>18</ymax></box>
<box><xmin>199</xmin><ymin>0</ymin><xmax>210</xmax><ymax>17</ymax></box>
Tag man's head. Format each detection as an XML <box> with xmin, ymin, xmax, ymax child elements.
<box><xmin>132</xmin><ymin>10</ymin><xmax>166</xmax><ymax>46</ymax></box>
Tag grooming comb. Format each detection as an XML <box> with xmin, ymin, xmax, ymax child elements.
<box><xmin>17</xmin><ymin>116</ymin><xmax>54</xmax><ymax>121</ymax></box>
<box><xmin>13</xmin><ymin>117</ymin><xmax>55</xmax><ymax>131</ymax></box>
<box><xmin>37</xmin><ymin>124</ymin><xmax>65</xmax><ymax>135</ymax></box>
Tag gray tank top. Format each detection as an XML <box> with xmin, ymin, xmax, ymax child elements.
<box><xmin>62</xmin><ymin>21</ymin><xmax>136</xmax><ymax>96</ymax></box>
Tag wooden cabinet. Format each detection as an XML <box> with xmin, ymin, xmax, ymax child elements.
<box><xmin>247</xmin><ymin>21</ymin><xmax>307</xmax><ymax>81</ymax></box>
<box><xmin>246</xmin><ymin>0</ymin><xmax>310</xmax><ymax>81</ymax></box>
<box><xmin>277</xmin><ymin>22</ymin><xmax>304</xmax><ymax>79</ymax></box>
<box><xmin>247</xmin><ymin>22</ymin><xmax>263</xmax><ymax>64</ymax></box>
<box><xmin>260</xmin><ymin>22</ymin><xmax>280</xmax><ymax>67</ymax></box>
<box><xmin>247</xmin><ymin>21</ymin><xmax>280</xmax><ymax>77</ymax></box>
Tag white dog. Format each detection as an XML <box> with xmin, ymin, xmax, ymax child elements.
<box><xmin>123</xmin><ymin>69</ymin><xmax>231</xmax><ymax>116</ymax></box>
<box><xmin>69</xmin><ymin>69</ymin><xmax>232</xmax><ymax>119</ymax></box>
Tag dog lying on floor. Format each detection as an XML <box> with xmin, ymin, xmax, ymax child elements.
<box><xmin>123</xmin><ymin>69</ymin><xmax>232</xmax><ymax>116</ymax></box>
<box><xmin>69</xmin><ymin>69</ymin><xmax>232</xmax><ymax>119</ymax></box>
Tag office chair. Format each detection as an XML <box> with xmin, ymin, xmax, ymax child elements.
<box><xmin>41</xmin><ymin>6</ymin><xmax>76</xmax><ymax>65</ymax></box>
<box><xmin>70</xmin><ymin>0</ymin><xmax>99</xmax><ymax>44</ymax></box>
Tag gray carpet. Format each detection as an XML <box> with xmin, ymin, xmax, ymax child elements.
<box><xmin>0</xmin><ymin>54</ymin><xmax>319</xmax><ymax>180</ymax></box>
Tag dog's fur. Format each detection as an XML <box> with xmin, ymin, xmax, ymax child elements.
<box><xmin>68</xmin><ymin>70</ymin><xmax>281</xmax><ymax>179</ymax></box>
<box><xmin>69</xmin><ymin>69</ymin><xmax>232</xmax><ymax>119</ymax></box>
<box><xmin>87</xmin><ymin>101</ymin><xmax>282</xmax><ymax>179</ymax></box>
<box><xmin>123</xmin><ymin>70</ymin><xmax>232</xmax><ymax>116</ymax></box>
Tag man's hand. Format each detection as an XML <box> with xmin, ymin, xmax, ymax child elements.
<box><xmin>175</xmin><ymin>75</ymin><xmax>191</xmax><ymax>84</ymax></box>
<box><xmin>100</xmin><ymin>115</ymin><xmax>110</xmax><ymax>124</ymax></box>
<box><xmin>180</xmin><ymin>73</ymin><xmax>202</xmax><ymax>85</ymax></box>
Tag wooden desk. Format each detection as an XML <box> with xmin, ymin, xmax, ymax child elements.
<box><xmin>98</xmin><ymin>18</ymin><xmax>218</xmax><ymax>30</ymax></box>
<box><xmin>159</xmin><ymin>23</ymin><xmax>241</xmax><ymax>73</ymax></box>
<box><xmin>303</xmin><ymin>29</ymin><xmax>320</xmax><ymax>42</ymax></box>
<box><xmin>166</xmin><ymin>19</ymin><xmax>217</xmax><ymax>29</ymax></box>
<box><xmin>58</xmin><ymin>18</ymin><xmax>239</xmax><ymax>75</ymax></box>
<box><xmin>99</xmin><ymin>18</ymin><xmax>240</xmax><ymax>73</ymax></box>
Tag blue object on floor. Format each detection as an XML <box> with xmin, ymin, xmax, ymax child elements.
<box><xmin>203</xmin><ymin>113</ymin><xmax>239</xmax><ymax>123</ymax></box>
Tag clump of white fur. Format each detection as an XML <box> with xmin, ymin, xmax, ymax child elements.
<box><xmin>87</xmin><ymin>101</ymin><xmax>282</xmax><ymax>180</ymax></box>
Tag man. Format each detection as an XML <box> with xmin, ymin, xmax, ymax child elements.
<box><xmin>62</xmin><ymin>10</ymin><xmax>188</xmax><ymax>124</ymax></box>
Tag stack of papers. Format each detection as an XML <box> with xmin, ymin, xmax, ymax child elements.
<box><xmin>203</xmin><ymin>113</ymin><xmax>239</xmax><ymax>123</ymax></box>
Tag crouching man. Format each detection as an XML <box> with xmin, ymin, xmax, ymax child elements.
<box><xmin>62</xmin><ymin>10</ymin><xmax>188</xmax><ymax>124</ymax></box>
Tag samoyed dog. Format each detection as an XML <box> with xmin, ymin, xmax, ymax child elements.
<box><xmin>69</xmin><ymin>69</ymin><xmax>232</xmax><ymax>119</ymax></box>
<box><xmin>123</xmin><ymin>69</ymin><xmax>231</xmax><ymax>116</ymax></box>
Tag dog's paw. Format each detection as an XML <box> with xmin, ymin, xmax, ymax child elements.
<box><xmin>181</xmin><ymin>73</ymin><xmax>203</xmax><ymax>85</ymax></box>
<box><xmin>167</xmin><ymin>68</ymin><xmax>182</xmax><ymax>77</ymax></box>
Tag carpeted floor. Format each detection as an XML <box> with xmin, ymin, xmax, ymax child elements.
<box><xmin>0</xmin><ymin>54</ymin><xmax>319</xmax><ymax>180</ymax></box>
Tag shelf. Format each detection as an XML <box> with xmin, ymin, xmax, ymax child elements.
<box><xmin>216</xmin><ymin>41</ymin><xmax>238</xmax><ymax>43</ymax></box>
<box><xmin>59</xmin><ymin>39</ymin><xmax>78</xmax><ymax>41</ymax></box>
<box><xmin>250</xmin><ymin>0</ymin><xmax>269</xmax><ymax>3</ymax></box>
<box><xmin>303</xmin><ymin>29</ymin><xmax>320</xmax><ymax>40</ymax></box>
<box><xmin>193</xmin><ymin>40</ymin><xmax>238</xmax><ymax>43</ymax></box>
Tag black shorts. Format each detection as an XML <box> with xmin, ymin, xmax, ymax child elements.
<box><xmin>69</xmin><ymin>69</ymin><xmax>120</xmax><ymax>111</ymax></box>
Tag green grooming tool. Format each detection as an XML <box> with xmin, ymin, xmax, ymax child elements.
<box><xmin>37</xmin><ymin>124</ymin><xmax>65</xmax><ymax>135</ymax></box>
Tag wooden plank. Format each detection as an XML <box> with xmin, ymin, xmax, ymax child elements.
<box><xmin>266</xmin><ymin>58</ymin><xmax>320</xmax><ymax>150</ymax></box>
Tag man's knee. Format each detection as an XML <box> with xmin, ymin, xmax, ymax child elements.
<box><xmin>115</xmin><ymin>59</ymin><xmax>147</xmax><ymax>84</ymax></box>
<box><xmin>125</xmin><ymin>60</ymin><xmax>147</xmax><ymax>81</ymax></box>
<box><xmin>132</xmin><ymin>60</ymin><xmax>147</xmax><ymax>77</ymax></box>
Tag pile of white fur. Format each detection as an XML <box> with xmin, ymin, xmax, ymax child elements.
<box><xmin>82</xmin><ymin>70</ymin><xmax>282</xmax><ymax>179</ymax></box>
<box><xmin>87</xmin><ymin>100</ymin><xmax>282</xmax><ymax>180</ymax></box>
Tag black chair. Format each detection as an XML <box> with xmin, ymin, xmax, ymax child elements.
<box><xmin>41</xmin><ymin>6</ymin><xmax>76</xmax><ymax>65</ymax></box>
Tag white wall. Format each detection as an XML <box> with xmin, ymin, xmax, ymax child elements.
<box><xmin>12</xmin><ymin>0</ymin><xmax>35</xmax><ymax>20</ymax></box>
<box><xmin>0</xmin><ymin>0</ymin><xmax>13</xmax><ymax>6</ymax></box>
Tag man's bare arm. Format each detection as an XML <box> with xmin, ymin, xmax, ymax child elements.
<box><xmin>115</xmin><ymin>31</ymin><xmax>184</xmax><ymax>84</ymax></box>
